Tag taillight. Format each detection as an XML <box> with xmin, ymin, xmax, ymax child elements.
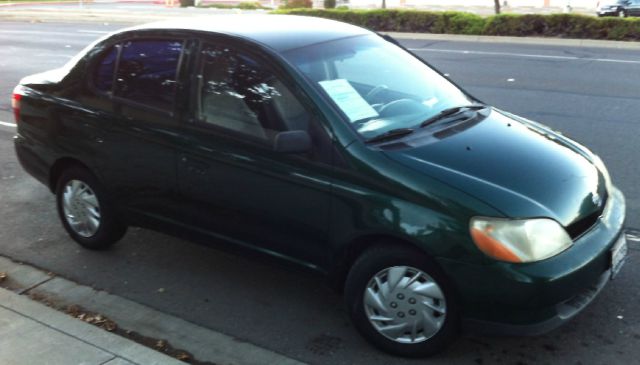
<box><xmin>12</xmin><ymin>85</ymin><xmax>25</xmax><ymax>123</ymax></box>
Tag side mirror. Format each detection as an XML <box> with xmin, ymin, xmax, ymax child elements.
<box><xmin>273</xmin><ymin>130</ymin><xmax>311</xmax><ymax>154</ymax></box>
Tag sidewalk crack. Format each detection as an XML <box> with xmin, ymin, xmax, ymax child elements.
<box><xmin>98</xmin><ymin>356</ymin><xmax>117</xmax><ymax>365</ymax></box>
<box><xmin>17</xmin><ymin>276</ymin><xmax>54</xmax><ymax>295</ymax></box>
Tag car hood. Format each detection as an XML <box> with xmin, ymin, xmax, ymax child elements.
<box><xmin>382</xmin><ymin>109</ymin><xmax>608</xmax><ymax>230</ymax></box>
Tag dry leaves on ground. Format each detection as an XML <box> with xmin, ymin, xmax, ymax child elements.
<box><xmin>66</xmin><ymin>305</ymin><xmax>118</xmax><ymax>331</ymax></box>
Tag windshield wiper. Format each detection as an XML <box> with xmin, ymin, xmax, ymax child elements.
<box><xmin>365</xmin><ymin>128</ymin><xmax>415</xmax><ymax>144</ymax></box>
<box><xmin>420</xmin><ymin>104</ymin><xmax>487</xmax><ymax>128</ymax></box>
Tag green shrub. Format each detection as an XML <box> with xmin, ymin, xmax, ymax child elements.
<box><xmin>180</xmin><ymin>0</ymin><xmax>194</xmax><ymax>7</ymax></box>
<box><xmin>437</xmin><ymin>11</ymin><xmax>485</xmax><ymax>35</ymax></box>
<box><xmin>201</xmin><ymin>3</ymin><xmax>234</xmax><ymax>8</ymax></box>
<box><xmin>601</xmin><ymin>17</ymin><xmax>640</xmax><ymax>40</ymax></box>
<box><xmin>272</xmin><ymin>9</ymin><xmax>640</xmax><ymax>41</ymax></box>
<box><xmin>482</xmin><ymin>12</ymin><xmax>640</xmax><ymax>40</ymax></box>
<box><xmin>237</xmin><ymin>1</ymin><xmax>263</xmax><ymax>9</ymax></box>
<box><xmin>336</xmin><ymin>5</ymin><xmax>349</xmax><ymax>10</ymax></box>
<box><xmin>483</xmin><ymin>14</ymin><xmax>543</xmax><ymax>36</ymax></box>
<box><xmin>200</xmin><ymin>1</ymin><xmax>263</xmax><ymax>9</ymax></box>
<box><xmin>280</xmin><ymin>0</ymin><xmax>312</xmax><ymax>9</ymax></box>
<box><xmin>272</xmin><ymin>9</ymin><xmax>484</xmax><ymax>34</ymax></box>
<box><xmin>544</xmin><ymin>14</ymin><xmax>596</xmax><ymax>38</ymax></box>
<box><xmin>324</xmin><ymin>0</ymin><xmax>336</xmax><ymax>9</ymax></box>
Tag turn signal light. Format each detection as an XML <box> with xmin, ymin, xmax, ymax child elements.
<box><xmin>11</xmin><ymin>85</ymin><xmax>25</xmax><ymax>123</ymax></box>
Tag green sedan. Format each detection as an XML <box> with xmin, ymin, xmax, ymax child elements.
<box><xmin>13</xmin><ymin>15</ymin><xmax>627</xmax><ymax>357</ymax></box>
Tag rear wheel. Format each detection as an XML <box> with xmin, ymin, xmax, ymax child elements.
<box><xmin>56</xmin><ymin>167</ymin><xmax>126</xmax><ymax>249</ymax></box>
<box><xmin>344</xmin><ymin>244</ymin><xmax>458</xmax><ymax>357</ymax></box>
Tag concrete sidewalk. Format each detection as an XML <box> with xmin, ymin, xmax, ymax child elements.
<box><xmin>0</xmin><ymin>286</ymin><xmax>184</xmax><ymax>365</ymax></box>
<box><xmin>0</xmin><ymin>256</ymin><xmax>307</xmax><ymax>365</ymax></box>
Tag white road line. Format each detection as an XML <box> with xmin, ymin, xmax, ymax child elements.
<box><xmin>0</xmin><ymin>121</ymin><xmax>16</xmax><ymax>128</ymax></box>
<box><xmin>409</xmin><ymin>48</ymin><xmax>640</xmax><ymax>65</ymax></box>
<box><xmin>115</xmin><ymin>5</ymin><xmax>159</xmax><ymax>9</ymax></box>
<box><xmin>77</xmin><ymin>30</ymin><xmax>110</xmax><ymax>34</ymax></box>
<box><xmin>36</xmin><ymin>53</ymin><xmax>74</xmax><ymax>58</ymax></box>
<box><xmin>0</xmin><ymin>30</ymin><xmax>97</xmax><ymax>37</ymax></box>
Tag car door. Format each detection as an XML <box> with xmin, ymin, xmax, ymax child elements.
<box><xmin>175</xmin><ymin>40</ymin><xmax>335</xmax><ymax>268</ymax></box>
<box><xmin>75</xmin><ymin>37</ymin><xmax>187</xmax><ymax>219</ymax></box>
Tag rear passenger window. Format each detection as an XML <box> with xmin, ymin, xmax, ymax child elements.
<box><xmin>114</xmin><ymin>40</ymin><xmax>183</xmax><ymax>111</ymax></box>
<box><xmin>94</xmin><ymin>46</ymin><xmax>119</xmax><ymax>92</ymax></box>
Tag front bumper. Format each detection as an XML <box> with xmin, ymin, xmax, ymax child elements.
<box><xmin>463</xmin><ymin>265</ymin><xmax>612</xmax><ymax>335</ymax></box>
<box><xmin>441</xmin><ymin>186</ymin><xmax>626</xmax><ymax>334</ymax></box>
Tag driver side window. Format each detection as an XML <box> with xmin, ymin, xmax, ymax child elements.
<box><xmin>197</xmin><ymin>44</ymin><xmax>311</xmax><ymax>142</ymax></box>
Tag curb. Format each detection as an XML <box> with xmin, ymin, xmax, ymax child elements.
<box><xmin>0</xmin><ymin>287</ymin><xmax>185</xmax><ymax>365</ymax></box>
<box><xmin>0</xmin><ymin>255</ymin><xmax>307</xmax><ymax>365</ymax></box>
<box><xmin>384</xmin><ymin>32</ymin><xmax>640</xmax><ymax>50</ymax></box>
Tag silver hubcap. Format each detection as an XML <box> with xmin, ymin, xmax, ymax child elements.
<box><xmin>62</xmin><ymin>180</ymin><xmax>101</xmax><ymax>237</ymax></box>
<box><xmin>364</xmin><ymin>266</ymin><xmax>446</xmax><ymax>344</ymax></box>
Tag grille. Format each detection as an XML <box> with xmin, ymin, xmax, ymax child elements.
<box><xmin>565</xmin><ymin>190</ymin><xmax>608</xmax><ymax>239</ymax></box>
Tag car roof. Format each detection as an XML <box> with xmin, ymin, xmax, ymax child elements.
<box><xmin>128</xmin><ymin>14</ymin><xmax>372</xmax><ymax>52</ymax></box>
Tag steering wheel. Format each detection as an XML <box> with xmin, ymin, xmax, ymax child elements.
<box><xmin>365</xmin><ymin>84</ymin><xmax>389</xmax><ymax>103</ymax></box>
<box><xmin>378</xmin><ymin>99</ymin><xmax>428</xmax><ymax>118</ymax></box>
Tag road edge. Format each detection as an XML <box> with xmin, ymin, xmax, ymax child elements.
<box><xmin>383</xmin><ymin>32</ymin><xmax>640</xmax><ymax>50</ymax></box>
<box><xmin>0</xmin><ymin>10</ymin><xmax>639</xmax><ymax>49</ymax></box>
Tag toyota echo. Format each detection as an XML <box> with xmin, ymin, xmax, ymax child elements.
<box><xmin>13</xmin><ymin>15</ymin><xmax>627</xmax><ymax>357</ymax></box>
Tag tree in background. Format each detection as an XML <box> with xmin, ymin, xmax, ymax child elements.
<box><xmin>494</xmin><ymin>0</ymin><xmax>501</xmax><ymax>14</ymax></box>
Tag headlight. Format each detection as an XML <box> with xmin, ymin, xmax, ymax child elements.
<box><xmin>470</xmin><ymin>217</ymin><xmax>573</xmax><ymax>263</ymax></box>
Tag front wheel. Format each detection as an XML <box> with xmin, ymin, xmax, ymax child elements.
<box><xmin>344</xmin><ymin>245</ymin><xmax>458</xmax><ymax>357</ymax></box>
<box><xmin>56</xmin><ymin>167</ymin><xmax>126</xmax><ymax>250</ymax></box>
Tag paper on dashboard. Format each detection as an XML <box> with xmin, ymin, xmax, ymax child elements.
<box><xmin>318</xmin><ymin>79</ymin><xmax>379</xmax><ymax>122</ymax></box>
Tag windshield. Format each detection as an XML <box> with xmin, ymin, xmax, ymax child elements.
<box><xmin>283</xmin><ymin>35</ymin><xmax>473</xmax><ymax>140</ymax></box>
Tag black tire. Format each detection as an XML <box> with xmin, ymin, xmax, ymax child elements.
<box><xmin>344</xmin><ymin>244</ymin><xmax>458</xmax><ymax>357</ymax></box>
<box><xmin>55</xmin><ymin>167</ymin><xmax>126</xmax><ymax>250</ymax></box>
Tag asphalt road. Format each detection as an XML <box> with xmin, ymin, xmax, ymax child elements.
<box><xmin>1</xmin><ymin>20</ymin><xmax>639</xmax><ymax>365</ymax></box>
